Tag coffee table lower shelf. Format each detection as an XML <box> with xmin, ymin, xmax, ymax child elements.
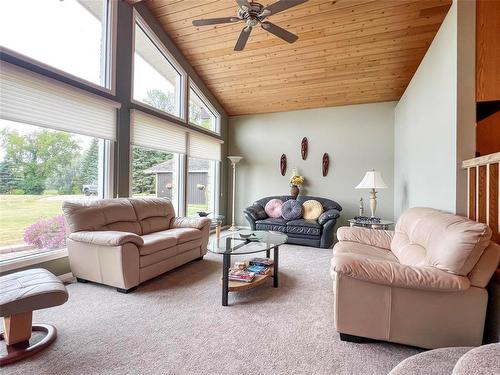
<box><xmin>225</xmin><ymin>269</ymin><xmax>273</xmax><ymax>292</ymax></box>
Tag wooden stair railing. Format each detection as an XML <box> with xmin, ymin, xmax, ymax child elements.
<box><xmin>462</xmin><ymin>152</ymin><xmax>500</xmax><ymax>280</ymax></box>
<box><xmin>463</xmin><ymin>152</ymin><xmax>500</xmax><ymax>239</ymax></box>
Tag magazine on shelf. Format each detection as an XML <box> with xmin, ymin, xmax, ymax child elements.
<box><xmin>249</xmin><ymin>257</ymin><xmax>274</xmax><ymax>267</ymax></box>
<box><xmin>228</xmin><ymin>268</ymin><xmax>255</xmax><ymax>282</ymax></box>
<box><xmin>246</xmin><ymin>265</ymin><xmax>269</xmax><ymax>275</ymax></box>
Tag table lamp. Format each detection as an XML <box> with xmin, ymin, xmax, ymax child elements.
<box><xmin>228</xmin><ymin>156</ymin><xmax>243</xmax><ymax>231</ymax></box>
<box><xmin>355</xmin><ymin>170</ymin><xmax>388</xmax><ymax>218</ymax></box>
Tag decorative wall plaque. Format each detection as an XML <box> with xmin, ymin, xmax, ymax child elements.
<box><xmin>301</xmin><ymin>137</ymin><xmax>308</xmax><ymax>160</ymax></box>
<box><xmin>322</xmin><ymin>153</ymin><xmax>329</xmax><ymax>176</ymax></box>
<box><xmin>280</xmin><ymin>154</ymin><xmax>287</xmax><ymax>176</ymax></box>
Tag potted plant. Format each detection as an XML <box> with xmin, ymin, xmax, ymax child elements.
<box><xmin>289</xmin><ymin>172</ymin><xmax>305</xmax><ymax>199</ymax></box>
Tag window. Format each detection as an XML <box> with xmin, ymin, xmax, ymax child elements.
<box><xmin>0</xmin><ymin>0</ymin><xmax>112</xmax><ymax>88</ymax></box>
<box><xmin>0</xmin><ymin>120</ymin><xmax>112</xmax><ymax>262</ymax></box>
<box><xmin>131</xmin><ymin>147</ymin><xmax>181</xmax><ymax>214</ymax></box>
<box><xmin>133</xmin><ymin>19</ymin><xmax>183</xmax><ymax>118</ymax></box>
<box><xmin>189</xmin><ymin>85</ymin><xmax>220</xmax><ymax>133</ymax></box>
<box><xmin>187</xmin><ymin>158</ymin><xmax>218</xmax><ymax>217</ymax></box>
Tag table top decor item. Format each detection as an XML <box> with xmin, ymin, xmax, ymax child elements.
<box><xmin>355</xmin><ymin>169</ymin><xmax>388</xmax><ymax>218</ymax></box>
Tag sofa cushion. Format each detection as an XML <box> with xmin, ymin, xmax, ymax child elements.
<box><xmin>334</xmin><ymin>241</ymin><xmax>398</xmax><ymax>263</ymax></box>
<box><xmin>332</xmin><ymin>253</ymin><xmax>471</xmax><ymax>291</ymax></box>
<box><xmin>139</xmin><ymin>231</ymin><xmax>178</xmax><ymax>256</ymax></box>
<box><xmin>281</xmin><ymin>199</ymin><xmax>303</xmax><ymax>220</ymax></box>
<box><xmin>286</xmin><ymin>219</ymin><xmax>322</xmax><ymax>236</ymax></box>
<box><xmin>62</xmin><ymin>199</ymin><xmax>140</xmax><ymax>234</ymax></box>
<box><xmin>165</xmin><ymin>228</ymin><xmax>202</xmax><ymax>244</ymax></box>
<box><xmin>255</xmin><ymin>218</ymin><xmax>287</xmax><ymax>232</ymax></box>
<box><xmin>129</xmin><ymin>198</ymin><xmax>175</xmax><ymax>235</ymax></box>
<box><xmin>302</xmin><ymin>200</ymin><xmax>324</xmax><ymax>220</ymax></box>
<box><xmin>393</xmin><ymin>207</ymin><xmax>492</xmax><ymax>275</ymax></box>
<box><xmin>265</xmin><ymin>199</ymin><xmax>283</xmax><ymax>218</ymax></box>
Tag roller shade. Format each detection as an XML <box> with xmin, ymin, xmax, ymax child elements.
<box><xmin>188</xmin><ymin>132</ymin><xmax>222</xmax><ymax>161</ymax></box>
<box><xmin>131</xmin><ymin>110</ymin><xmax>187</xmax><ymax>154</ymax></box>
<box><xmin>0</xmin><ymin>62</ymin><xmax>118</xmax><ymax>140</ymax></box>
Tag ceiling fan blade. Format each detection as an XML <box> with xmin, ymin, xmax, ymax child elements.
<box><xmin>261</xmin><ymin>22</ymin><xmax>298</xmax><ymax>43</ymax></box>
<box><xmin>263</xmin><ymin>0</ymin><xmax>308</xmax><ymax>16</ymax></box>
<box><xmin>236</xmin><ymin>0</ymin><xmax>253</xmax><ymax>10</ymax></box>
<box><xmin>234</xmin><ymin>26</ymin><xmax>252</xmax><ymax>51</ymax></box>
<box><xmin>192</xmin><ymin>17</ymin><xmax>241</xmax><ymax>26</ymax></box>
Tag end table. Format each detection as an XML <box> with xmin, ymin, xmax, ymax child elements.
<box><xmin>348</xmin><ymin>218</ymin><xmax>394</xmax><ymax>230</ymax></box>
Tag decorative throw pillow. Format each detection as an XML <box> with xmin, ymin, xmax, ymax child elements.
<box><xmin>265</xmin><ymin>199</ymin><xmax>283</xmax><ymax>218</ymax></box>
<box><xmin>302</xmin><ymin>200</ymin><xmax>324</xmax><ymax>220</ymax></box>
<box><xmin>281</xmin><ymin>199</ymin><xmax>303</xmax><ymax>220</ymax></box>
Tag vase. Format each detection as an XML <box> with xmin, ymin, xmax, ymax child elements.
<box><xmin>290</xmin><ymin>185</ymin><xmax>300</xmax><ymax>199</ymax></box>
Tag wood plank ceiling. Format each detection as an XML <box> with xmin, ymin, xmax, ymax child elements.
<box><xmin>144</xmin><ymin>0</ymin><xmax>452</xmax><ymax>115</ymax></box>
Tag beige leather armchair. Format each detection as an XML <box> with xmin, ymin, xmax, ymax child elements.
<box><xmin>63</xmin><ymin>198</ymin><xmax>210</xmax><ymax>293</ymax></box>
<box><xmin>331</xmin><ymin>207</ymin><xmax>500</xmax><ymax>349</ymax></box>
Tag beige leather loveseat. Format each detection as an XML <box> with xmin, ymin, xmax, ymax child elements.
<box><xmin>63</xmin><ymin>198</ymin><xmax>210</xmax><ymax>293</ymax></box>
<box><xmin>331</xmin><ymin>207</ymin><xmax>500</xmax><ymax>349</ymax></box>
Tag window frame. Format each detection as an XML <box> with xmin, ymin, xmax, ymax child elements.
<box><xmin>131</xmin><ymin>11</ymin><xmax>187</xmax><ymax>122</ymax></box>
<box><xmin>0</xmin><ymin>0</ymin><xmax>117</xmax><ymax>95</ymax></box>
<box><xmin>188</xmin><ymin>80</ymin><xmax>221</xmax><ymax>135</ymax></box>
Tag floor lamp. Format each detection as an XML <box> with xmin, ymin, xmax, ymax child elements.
<box><xmin>228</xmin><ymin>156</ymin><xmax>243</xmax><ymax>231</ymax></box>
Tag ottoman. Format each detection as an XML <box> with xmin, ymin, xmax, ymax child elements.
<box><xmin>0</xmin><ymin>268</ymin><xmax>68</xmax><ymax>366</ymax></box>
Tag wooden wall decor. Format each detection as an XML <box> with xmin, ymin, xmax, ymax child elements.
<box><xmin>301</xmin><ymin>137</ymin><xmax>308</xmax><ymax>160</ymax></box>
<box><xmin>322</xmin><ymin>153</ymin><xmax>329</xmax><ymax>177</ymax></box>
<box><xmin>145</xmin><ymin>0</ymin><xmax>452</xmax><ymax>115</ymax></box>
<box><xmin>280</xmin><ymin>154</ymin><xmax>287</xmax><ymax>176</ymax></box>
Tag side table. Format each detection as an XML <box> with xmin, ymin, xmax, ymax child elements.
<box><xmin>348</xmin><ymin>219</ymin><xmax>394</xmax><ymax>230</ymax></box>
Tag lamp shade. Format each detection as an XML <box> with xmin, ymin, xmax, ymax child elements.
<box><xmin>355</xmin><ymin>170</ymin><xmax>388</xmax><ymax>189</ymax></box>
<box><xmin>227</xmin><ymin>156</ymin><xmax>243</xmax><ymax>164</ymax></box>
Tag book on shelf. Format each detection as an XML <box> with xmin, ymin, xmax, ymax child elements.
<box><xmin>249</xmin><ymin>257</ymin><xmax>273</xmax><ymax>267</ymax></box>
<box><xmin>246</xmin><ymin>264</ymin><xmax>269</xmax><ymax>275</ymax></box>
<box><xmin>228</xmin><ymin>268</ymin><xmax>255</xmax><ymax>282</ymax></box>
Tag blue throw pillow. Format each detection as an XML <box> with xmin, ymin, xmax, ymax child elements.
<box><xmin>281</xmin><ymin>199</ymin><xmax>303</xmax><ymax>220</ymax></box>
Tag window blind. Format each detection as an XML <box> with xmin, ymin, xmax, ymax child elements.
<box><xmin>188</xmin><ymin>132</ymin><xmax>222</xmax><ymax>161</ymax></box>
<box><xmin>131</xmin><ymin>110</ymin><xmax>187</xmax><ymax>154</ymax></box>
<box><xmin>0</xmin><ymin>62</ymin><xmax>118</xmax><ymax>140</ymax></box>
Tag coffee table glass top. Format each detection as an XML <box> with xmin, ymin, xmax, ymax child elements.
<box><xmin>208</xmin><ymin>230</ymin><xmax>288</xmax><ymax>255</ymax></box>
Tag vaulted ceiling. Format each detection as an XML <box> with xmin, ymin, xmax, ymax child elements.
<box><xmin>144</xmin><ymin>0</ymin><xmax>452</xmax><ymax>116</ymax></box>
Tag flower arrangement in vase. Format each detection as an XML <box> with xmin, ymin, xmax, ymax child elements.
<box><xmin>289</xmin><ymin>171</ymin><xmax>305</xmax><ymax>199</ymax></box>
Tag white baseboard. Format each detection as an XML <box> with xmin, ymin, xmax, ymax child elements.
<box><xmin>58</xmin><ymin>272</ymin><xmax>75</xmax><ymax>283</ymax></box>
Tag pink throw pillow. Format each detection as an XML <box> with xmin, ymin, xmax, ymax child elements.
<box><xmin>265</xmin><ymin>199</ymin><xmax>283</xmax><ymax>218</ymax></box>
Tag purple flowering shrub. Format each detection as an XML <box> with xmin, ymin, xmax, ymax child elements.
<box><xmin>23</xmin><ymin>215</ymin><xmax>67</xmax><ymax>250</ymax></box>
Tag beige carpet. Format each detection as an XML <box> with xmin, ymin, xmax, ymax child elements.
<box><xmin>4</xmin><ymin>244</ymin><xmax>420</xmax><ymax>375</ymax></box>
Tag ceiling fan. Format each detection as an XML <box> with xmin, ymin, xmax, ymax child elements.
<box><xmin>192</xmin><ymin>0</ymin><xmax>308</xmax><ymax>51</ymax></box>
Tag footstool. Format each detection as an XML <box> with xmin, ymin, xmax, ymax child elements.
<box><xmin>0</xmin><ymin>268</ymin><xmax>68</xmax><ymax>366</ymax></box>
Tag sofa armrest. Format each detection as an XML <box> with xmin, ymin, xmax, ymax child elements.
<box><xmin>336</xmin><ymin>226</ymin><xmax>394</xmax><ymax>250</ymax></box>
<box><xmin>331</xmin><ymin>254</ymin><xmax>470</xmax><ymax>292</ymax></box>
<box><xmin>243</xmin><ymin>204</ymin><xmax>267</xmax><ymax>221</ymax></box>
<box><xmin>69</xmin><ymin>231</ymin><xmax>144</xmax><ymax>247</ymax></box>
<box><xmin>171</xmin><ymin>217</ymin><xmax>211</xmax><ymax>230</ymax></box>
<box><xmin>318</xmin><ymin>209</ymin><xmax>341</xmax><ymax>225</ymax></box>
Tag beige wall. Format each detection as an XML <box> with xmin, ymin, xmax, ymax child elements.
<box><xmin>394</xmin><ymin>0</ymin><xmax>475</xmax><ymax>218</ymax></box>
<box><xmin>228</xmin><ymin>102</ymin><xmax>396</xmax><ymax>227</ymax></box>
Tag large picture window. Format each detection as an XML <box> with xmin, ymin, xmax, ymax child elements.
<box><xmin>131</xmin><ymin>147</ymin><xmax>181</xmax><ymax>214</ymax></box>
<box><xmin>0</xmin><ymin>0</ymin><xmax>112</xmax><ymax>88</ymax></box>
<box><xmin>189</xmin><ymin>85</ymin><xmax>220</xmax><ymax>133</ymax></box>
<box><xmin>133</xmin><ymin>19</ymin><xmax>183</xmax><ymax>119</ymax></box>
<box><xmin>0</xmin><ymin>120</ymin><xmax>112</xmax><ymax>262</ymax></box>
<box><xmin>187</xmin><ymin>158</ymin><xmax>218</xmax><ymax>217</ymax></box>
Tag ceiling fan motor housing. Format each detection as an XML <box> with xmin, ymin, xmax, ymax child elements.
<box><xmin>237</xmin><ymin>2</ymin><xmax>264</xmax><ymax>27</ymax></box>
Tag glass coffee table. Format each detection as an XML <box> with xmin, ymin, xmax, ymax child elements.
<box><xmin>208</xmin><ymin>230</ymin><xmax>288</xmax><ymax>306</ymax></box>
